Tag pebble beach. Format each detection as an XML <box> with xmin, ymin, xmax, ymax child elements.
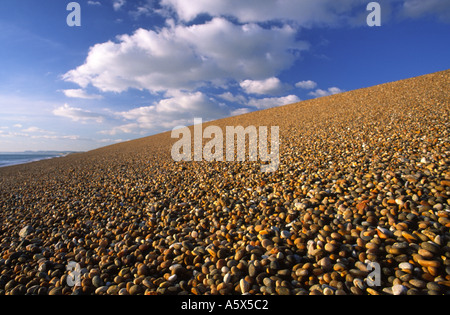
<box><xmin>0</xmin><ymin>70</ymin><xmax>449</xmax><ymax>295</ymax></box>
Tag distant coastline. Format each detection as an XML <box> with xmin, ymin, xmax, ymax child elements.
<box><xmin>0</xmin><ymin>151</ymin><xmax>80</xmax><ymax>168</ymax></box>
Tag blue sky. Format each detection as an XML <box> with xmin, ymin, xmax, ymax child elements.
<box><xmin>0</xmin><ymin>0</ymin><xmax>449</xmax><ymax>152</ymax></box>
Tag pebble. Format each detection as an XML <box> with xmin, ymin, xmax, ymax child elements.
<box><xmin>239</xmin><ymin>279</ymin><xmax>250</xmax><ymax>294</ymax></box>
<box><xmin>392</xmin><ymin>285</ymin><xmax>408</xmax><ymax>295</ymax></box>
<box><xmin>19</xmin><ymin>225</ymin><xmax>34</xmax><ymax>239</ymax></box>
<box><xmin>399</xmin><ymin>262</ymin><xmax>413</xmax><ymax>272</ymax></box>
<box><xmin>92</xmin><ymin>275</ymin><xmax>103</xmax><ymax>288</ymax></box>
<box><xmin>0</xmin><ymin>70</ymin><xmax>448</xmax><ymax>296</ymax></box>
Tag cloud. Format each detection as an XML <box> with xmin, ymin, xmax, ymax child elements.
<box><xmin>218</xmin><ymin>92</ymin><xmax>247</xmax><ymax>104</ymax></box>
<box><xmin>62</xmin><ymin>89</ymin><xmax>103</xmax><ymax>100</ymax></box>
<box><xmin>22</xmin><ymin>126</ymin><xmax>52</xmax><ymax>133</ymax></box>
<box><xmin>87</xmin><ymin>1</ymin><xmax>101</xmax><ymax>6</ymax></box>
<box><xmin>230</xmin><ymin>108</ymin><xmax>252</xmax><ymax>116</ymax></box>
<box><xmin>247</xmin><ymin>95</ymin><xmax>300</xmax><ymax>110</ymax></box>
<box><xmin>295</xmin><ymin>80</ymin><xmax>318</xmax><ymax>89</ymax></box>
<box><xmin>309</xmin><ymin>87</ymin><xmax>344</xmax><ymax>98</ymax></box>
<box><xmin>240</xmin><ymin>77</ymin><xmax>289</xmax><ymax>95</ymax></box>
<box><xmin>99</xmin><ymin>123</ymin><xmax>140</xmax><ymax>136</ymax></box>
<box><xmin>160</xmin><ymin>0</ymin><xmax>367</xmax><ymax>26</ymax></box>
<box><xmin>53</xmin><ymin>104</ymin><xmax>105</xmax><ymax>123</ymax></box>
<box><xmin>401</xmin><ymin>0</ymin><xmax>450</xmax><ymax>22</ymax></box>
<box><xmin>113</xmin><ymin>0</ymin><xmax>126</xmax><ymax>11</ymax></box>
<box><xmin>0</xmin><ymin>127</ymin><xmax>80</xmax><ymax>141</ymax></box>
<box><xmin>30</xmin><ymin>134</ymin><xmax>81</xmax><ymax>141</ymax></box>
<box><xmin>128</xmin><ymin>1</ymin><xmax>159</xmax><ymax>18</ymax></box>
<box><xmin>102</xmin><ymin>90</ymin><xmax>228</xmax><ymax>135</ymax></box>
<box><xmin>63</xmin><ymin>17</ymin><xmax>308</xmax><ymax>93</ymax></box>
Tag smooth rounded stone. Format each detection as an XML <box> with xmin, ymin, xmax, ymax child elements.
<box><xmin>118</xmin><ymin>288</ymin><xmax>129</xmax><ymax>295</ymax></box>
<box><xmin>392</xmin><ymin>284</ymin><xmax>408</xmax><ymax>295</ymax></box>
<box><xmin>406</xmin><ymin>288</ymin><xmax>421</xmax><ymax>295</ymax></box>
<box><xmin>421</xmin><ymin>242</ymin><xmax>440</xmax><ymax>255</ymax></box>
<box><xmin>95</xmin><ymin>286</ymin><xmax>109</xmax><ymax>294</ymax></box>
<box><xmin>48</xmin><ymin>287</ymin><xmax>63</xmax><ymax>296</ymax></box>
<box><xmin>333</xmin><ymin>263</ymin><xmax>346</xmax><ymax>272</ymax></box>
<box><xmin>248</xmin><ymin>264</ymin><xmax>257</xmax><ymax>278</ymax></box>
<box><xmin>171</xmin><ymin>264</ymin><xmax>186</xmax><ymax>276</ymax></box>
<box><xmin>5</xmin><ymin>280</ymin><xmax>17</xmax><ymax>291</ymax></box>
<box><xmin>343</xmin><ymin>209</ymin><xmax>353</xmax><ymax>220</ymax></box>
<box><xmin>92</xmin><ymin>275</ymin><xmax>103</xmax><ymax>288</ymax></box>
<box><xmin>129</xmin><ymin>284</ymin><xmax>143</xmax><ymax>295</ymax></box>
<box><xmin>276</xmin><ymin>286</ymin><xmax>290</xmax><ymax>295</ymax></box>
<box><xmin>9</xmin><ymin>285</ymin><xmax>26</xmax><ymax>295</ymax></box>
<box><xmin>114</xmin><ymin>276</ymin><xmax>124</xmax><ymax>284</ymax></box>
<box><xmin>280</xmin><ymin>230</ymin><xmax>291</xmax><ymax>239</ymax></box>
<box><xmin>26</xmin><ymin>285</ymin><xmax>41</xmax><ymax>295</ymax></box>
<box><xmin>376</xmin><ymin>226</ymin><xmax>392</xmax><ymax>237</ymax></box>
<box><xmin>366</xmin><ymin>288</ymin><xmax>380</xmax><ymax>295</ymax></box>
<box><xmin>349</xmin><ymin>269</ymin><xmax>368</xmax><ymax>278</ymax></box>
<box><xmin>239</xmin><ymin>279</ymin><xmax>250</xmax><ymax>294</ymax></box>
<box><xmin>277</xmin><ymin>269</ymin><xmax>290</xmax><ymax>277</ymax></box>
<box><xmin>269</xmin><ymin>260</ymin><xmax>279</xmax><ymax>271</ymax></box>
<box><xmin>261</xmin><ymin>239</ymin><xmax>273</xmax><ymax>249</ymax></box>
<box><xmin>399</xmin><ymin>273</ymin><xmax>413</xmax><ymax>282</ymax></box>
<box><xmin>223</xmin><ymin>273</ymin><xmax>231</xmax><ymax>284</ymax></box>
<box><xmin>19</xmin><ymin>225</ymin><xmax>34</xmax><ymax>239</ymax></box>
<box><xmin>426</xmin><ymin>282</ymin><xmax>442</xmax><ymax>292</ymax></box>
<box><xmin>107</xmin><ymin>285</ymin><xmax>119</xmax><ymax>295</ymax></box>
<box><xmin>137</xmin><ymin>264</ymin><xmax>149</xmax><ymax>276</ymax></box>
<box><xmin>418</xmin><ymin>259</ymin><xmax>441</xmax><ymax>268</ymax></box>
<box><xmin>392</xmin><ymin>242</ymin><xmax>409</xmax><ymax>251</ymax></box>
<box><xmin>318</xmin><ymin>257</ymin><xmax>332</xmax><ymax>271</ymax></box>
<box><xmin>350</xmin><ymin>286</ymin><xmax>363</xmax><ymax>295</ymax></box>
<box><xmin>234</xmin><ymin>250</ymin><xmax>245</xmax><ymax>261</ymax></box>
<box><xmin>323</xmin><ymin>287</ymin><xmax>334</xmax><ymax>295</ymax></box>
<box><xmin>263</xmin><ymin>277</ymin><xmax>273</xmax><ymax>288</ymax></box>
<box><xmin>353</xmin><ymin>278</ymin><xmax>366</xmax><ymax>290</ymax></box>
<box><xmin>418</xmin><ymin>248</ymin><xmax>434</xmax><ymax>259</ymax></box>
<box><xmin>434</xmin><ymin>235</ymin><xmax>443</xmax><ymax>246</ymax></box>
<box><xmin>409</xmin><ymin>279</ymin><xmax>426</xmax><ymax>289</ymax></box>
<box><xmin>37</xmin><ymin>287</ymin><xmax>48</xmax><ymax>295</ymax></box>
<box><xmin>324</xmin><ymin>243</ymin><xmax>337</xmax><ymax>253</ymax></box>
<box><xmin>398</xmin><ymin>262</ymin><xmax>414</xmax><ymax>272</ymax></box>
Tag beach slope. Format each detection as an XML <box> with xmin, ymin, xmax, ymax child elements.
<box><xmin>0</xmin><ymin>70</ymin><xmax>449</xmax><ymax>295</ymax></box>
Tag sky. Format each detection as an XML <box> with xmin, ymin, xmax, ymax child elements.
<box><xmin>0</xmin><ymin>0</ymin><xmax>449</xmax><ymax>152</ymax></box>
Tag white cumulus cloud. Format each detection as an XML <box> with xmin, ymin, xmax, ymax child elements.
<box><xmin>161</xmin><ymin>0</ymin><xmax>368</xmax><ymax>26</ymax></box>
<box><xmin>309</xmin><ymin>87</ymin><xmax>344</xmax><ymax>98</ymax></box>
<box><xmin>62</xmin><ymin>18</ymin><xmax>308</xmax><ymax>94</ymax></box>
<box><xmin>102</xmin><ymin>90</ymin><xmax>229</xmax><ymax>135</ymax></box>
<box><xmin>53</xmin><ymin>104</ymin><xmax>105</xmax><ymax>123</ymax></box>
<box><xmin>113</xmin><ymin>0</ymin><xmax>126</xmax><ymax>11</ymax></box>
<box><xmin>295</xmin><ymin>80</ymin><xmax>318</xmax><ymax>90</ymax></box>
<box><xmin>62</xmin><ymin>89</ymin><xmax>103</xmax><ymax>100</ymax></box>
<box><xmin>247</xmin><ymin>95</ymin><xmax>300</xmax><ymax>110</ymax></box>
<box><xmin>240</xmin><ymin>77</ymin><xmax>289</xmax><ymax>95</ymax></box>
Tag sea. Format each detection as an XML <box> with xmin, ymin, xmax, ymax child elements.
<box><xmin>0</xmin><ymin>152</ymin><xmax>72</xmax><ymax>168</ymax></box>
